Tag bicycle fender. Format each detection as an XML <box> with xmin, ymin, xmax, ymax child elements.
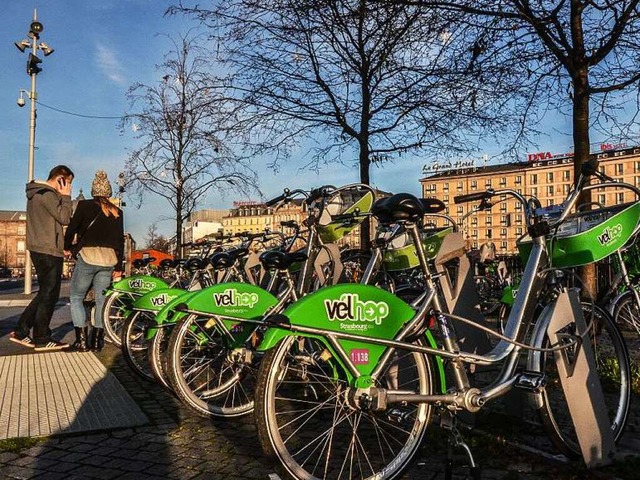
<box><xmin>145</xmin><ymin>290</ymin><xmax>201</xmax><ymax>340</ymax></box>
<box><xmin>500</xmin><ymin>285</ymin><xmax>517</xmax><ymax>306</ymax></box>
<box><xmin>258</xmin><ymin>284</ymin><xmax>415</xmax><ymax>378</ymax></box>
<box><xmin>110</xmin><ymin>275</ymin><xmax>170</xmax><ymax>295</ymax></box>
<box><xmin>132</xmin><ymin>288</ymin><xmax>186</xmax><ymax>313</ymax></box>
<box><xmin>177</xmin><ymin>282</ymin><xmax>278</xmax><ymax>320</ymax></box>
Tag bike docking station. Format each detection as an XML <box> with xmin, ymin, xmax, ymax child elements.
<box><xmin>544</xmin><ymin>287</ymin><xmax>615</xmax><ymax>467</ymax></box>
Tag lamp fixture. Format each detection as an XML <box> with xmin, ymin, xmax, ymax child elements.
<box><xmin>39</xmin><ymin>42</ymin><xmax>54</xmax><ymax>56</ymax></box>
<box><xmin>14</xmin><ymin>39</ymin><xmax>30</xmax><ymax>52</ymax></box>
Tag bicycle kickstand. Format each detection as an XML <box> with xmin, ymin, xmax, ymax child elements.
<box><xmin>440</xmin><ymin>410</ymin><xmax>481</xmax><ymax>480</ymax></box>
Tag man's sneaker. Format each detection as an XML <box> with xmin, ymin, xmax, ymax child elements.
<box><xmin>9</xmin><ymin>332</ymin><xmax>35</xmax><ymax>348</ymax></box>
<box><xmin>34</xmin><ymin>341</ymin><xmax>68</xmax><ymax>352</ymax></box>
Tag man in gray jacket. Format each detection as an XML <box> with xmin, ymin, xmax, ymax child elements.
<box><xmin>10</xmin><ymin>165</ymin><xmax>74</xmax><ymax>352</ymax></box>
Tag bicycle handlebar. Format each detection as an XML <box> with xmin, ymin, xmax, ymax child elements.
<box><xmin>454</xmin><ymin>190</ymin><xmax>494</xmax><ymax>204</ymax></box>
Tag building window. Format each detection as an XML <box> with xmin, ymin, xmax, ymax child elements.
<box><xmin>547</xmin><ymin>172</ymin><xmax>554</xmax><ymax>183</ymax></box>
<box><xmin>472</xmin><ymin>229</ymin><xmax>478</xmax><ymax>238</ymax></box>
<box><xmin>501</xmin><ymin>228</ymin><xmax>507</xmax><ymax>237</ymax></box>
<box><xmin>443</xmin><ymin>183</ymin><xmax>449</xmax><ymax>191</ymax></box>
<box><xmin>471</xmin><ymin>180</ymin><xmax>477</xmax><ymax>190</ymax></box>
<box><xmin>485</xmin><ymin>179</ymin><xmax>492</xmax><ymax>187</ymax></box>
<box><xmin>457</xmin><ymin>181</ymin><xmax>463</xmax><ymax>191</ymax></box>
<box><xmin>18</xmin><ymin>225</ymin><xmax>26</xmax><ymax>235</ymax></box>
<box><xmin>17</xmin><ymin>241</ymin><xmax>25</xmax><ymax>253</ymax></box>
<box><xmin>501</xmin><ymin>215</ymin><xmax>508</xmax><ymax>225</ymax></box>
<box><xmin>617</xmin><ymin>192</ymin><xmax>625</xmax><ymax>203</ymax></box>
<box><xmin>500</xmin><ymin>177</ymin><xmax>507</xmax><ymax>187</ymax></box>
<box><xmin>563</xmin><ymin>170</ymin><xmax>571</xmax><ymax>181</ymax></box>
<box><xmin>531</xmin><ymin>187</ymin><xmax>538</xmax><ymax>196</ymax></box>
<box><xmin>516</xmin><ymin>215</ymin><xmax>523</xmax><ymax>224</ymax></box>
<box><xmin>444</xmin><ymin>195</ymin><xmax>449</xmax><ymax>202</ymax></box>
<box><xmin>547</xmin><ymin>186</ymin><xmax>554</xmax><ymax>196</ymax></box>
<box><xmin>616</xmin><ymin>164</ymin><xmax>624</xmax><ymax>175</ymax></box>
<box><xmin>501</xmin><ymin>241</ymin><xmax>508</xmax><ymax>250</ymax></box>
<box><xmin>531</xmin><ymin>174</ymin><xmax>538</xmax><ymax>184</ymax></box>
<box><xmin>515</xmin><ymin>202</ymin><xmax>522</xmax><ymax>211</ymax></box>
<box><xmin>457</xmin><ymin>206</ymin><xmax>464</xmax><ymax>214</ymax></box>
<box><xmin>471</xmin><ymin>217</ymin><xmax>478</xmax><ymax>226</ymax></box>
<box><xmin>636</xmin><ymin>161</ymin><xmax>640</xmax><ymax>173</ymax></box>
<box><xmin>486</xmin><ymin>217</ymin><xmax>492</xmax><ymax>226</ymax></box>
<box><xmin>486</xmin><ymin>229</ymin><xmax>493</xmax><ymax>239</ymax></box>
<box><xmin>516</xmin><ymin>227</ymin><xmax>523</xmax><ymax>235</ymax></box>
<box><xmin>515</xmin><ymin>175</ymin><xmax>522</xmax><ymax>184</ymax></box>
<box><xmin>598</xmin><ymin>194</ymin><xmax>606</xmax><ymax>205</ymax></box>
<box><xmin>547</xmin><ymin>199</ymin><xmax>554</xmax><ymax>206</ymax></box>
<box><xmin>500</xmin><ymin>203</ymin><xmax>507</xmax><ymax>212</ymax></box>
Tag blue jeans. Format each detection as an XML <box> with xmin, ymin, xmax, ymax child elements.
<box><xmin>70</xmin><ymin>255</ymin><xmax>113</xmax><ymax>328</ymax></box>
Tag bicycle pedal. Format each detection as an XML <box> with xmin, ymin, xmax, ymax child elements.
<box><xmin>514</xmin><ymin>371</ymin><xmax>545</xmax><ymax>391</ymax></box>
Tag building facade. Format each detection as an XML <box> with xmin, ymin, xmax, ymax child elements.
<box><xmin>0</xmin><ymin>211</ymin><xmax>27</xmax><ymax>274</ymax></box>
<box><xmin>420</xmin><ymin>145</ymin><xmax>640</xmax><ymax>254</ymax></box>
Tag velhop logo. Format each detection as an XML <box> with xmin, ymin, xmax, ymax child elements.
<box><xmin>150</xmin><ymin>293</ymin><xmax>178</xmax><ymax>307</ymax></box>
<box><xmin>213</xmin><ymin>289</ymin><xmax>260</xmax><ymax>309</ymax></box>
<box><xmin>597</xmin><ymin>224</ymin><xmax>623</xmax><ymax>246</ymax></box>
<box><xmin>324</xmin><ymin>293</ymin><xmax>389</xmax><ymax>327</ymax></box>
<box><xmin>128</xmin><ymin>278</ymin><xmax>156</xmax><ymax>291</ymax></box>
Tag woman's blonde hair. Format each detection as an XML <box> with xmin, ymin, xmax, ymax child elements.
<box><xmin>95</xmin><ymin>197</ymin><xmax>120</xmax><ymax>218</ymax></box>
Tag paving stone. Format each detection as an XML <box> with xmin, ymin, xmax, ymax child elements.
<box><xmin>0</xmin><ymin>464</ymin><xmax>45</xmax><ymax>479</ymax></box>
<box><xmin>66</xmin><ymin>465</ymin><xmax>124</xmax><ymax>480</ymax></box>
<box><xmin>0</xmin><ymin>452</ymin><xmax>21</xmax><ymax>463</ymax></box>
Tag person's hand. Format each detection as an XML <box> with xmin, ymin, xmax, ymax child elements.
<box><xmin>112</xmin><ymin>271</ymin><xmax>122</xmax><ymax>282</ymax></box>
<box><xmin>63</xmin><ymin>249</ymin><xmax>72</xmax><ymax>259</ymax></box>
<box><xmin>56</xmin><ymin>176</ymin><xmax>72</xmax><ymax>196</ymax></box>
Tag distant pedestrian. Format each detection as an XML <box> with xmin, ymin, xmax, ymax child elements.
<box><xmin>64</xmin><ymin>170</ymin><xmax>124</xmax><ymax>352</ymax></box>
<box><xmin>10</xmin><ymin>165</ymin><xmax>74</xmax><ymax>351</ymax></box>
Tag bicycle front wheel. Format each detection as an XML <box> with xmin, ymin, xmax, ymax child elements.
<box><xmin>166</xmin><ymin>314</ymin><xmax>257</xmax><ymax>418</ymax></box>
<box><xmin>533</xmin><ymin>303</ymin><xmax>631</xmax><ymax>458</ymax></box>
<box><xmin>612</xmin><ymin>290</ymin><xmax>640</xmax><ymax>335</ymax></box>
<box><xmin>148</xmin><ymin>325</ymin><xmax>174</xmax><ymax>392</ymax></box>
<box><xmin>103</xmin><ymin>291</ymin><xmax>138</xmax><ymax>347</ymax></box>
<box><xmin>121</xmin><ymin>311</ymin><xmax>155</xmax><ymax>382</ymax></box>
<box><xmin>254</xmin><ymin>336</ymin><xmax>432</xmax><ymax>480</ymax></box>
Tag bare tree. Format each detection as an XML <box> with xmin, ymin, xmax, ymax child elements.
<box><xmin>122</xmin><ymin>33</ymin><xmax>259</xmax><ymax>255</ymax></box>
<box><xmin>405</xmin><ymin>0</ymin><xmax>640</xmax><ymax>178</ymax></box>
<box><xmin>144</xmin><ymin>223</ymin><xmax>171</xmax><ymax>252</ymax></box>
<box><xmin>169</xmin><ymin>0</ymin><xmax>523</xmax><ymax>242</ymax></box>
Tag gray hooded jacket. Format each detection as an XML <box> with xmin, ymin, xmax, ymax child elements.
<box><xmin>25</xmin><ymin>181</ymin><xmax>73</xmax><ymax>257</ymax></box>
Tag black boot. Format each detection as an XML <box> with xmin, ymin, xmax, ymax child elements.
<box><xmin>67</xmin><ymin>327</ymin><xmax>89</xmax><ymax>352</ymax></box>
<box><xmin>91</xmin><ymin>327</ymin><xmax>105</xmax><ymax>352</ymax></box>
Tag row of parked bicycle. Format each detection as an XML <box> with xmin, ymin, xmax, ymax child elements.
<box><xmin>92</xmin><ymin>164</ymin><xmax>637</xmax><ymax>479</ymax></box>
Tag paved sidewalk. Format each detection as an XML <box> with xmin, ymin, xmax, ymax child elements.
<box><xmin>0</xmin><ymin>352</ymin><xmax>147</xmax><ymax>440</ymax></box>
<box><xmin>1</xmin><ymin>292</ymin><xmax>639</xmax><ymax>479</ymax></box>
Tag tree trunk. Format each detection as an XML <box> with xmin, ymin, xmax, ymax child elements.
<box><xmin>572</xmin><ymin>66</ymin><xmax>597</xmax><ymax>299</ymax></box>
<box><xmin>359</xmin><ymin>141</ymin><xmax>372</xmax><ymax>249</ymax></box>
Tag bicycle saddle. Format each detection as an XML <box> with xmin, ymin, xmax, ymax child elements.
<box><xmin>260</xmin><ymin>250</ymin><xmax>308</xmax><ymax>270</ymax></box>
<box><xmin>420</xmin><ymin>197</ymin><xmax>446</xmax><ymax>213</ymax></box>
<box><xmin>227</xmin><ymin>247</ymin><xmax>249</xmax><ymax>262</ymax></box>
<box><xmin>209</xmin><ymin>252</ymin><xmax>233</xmax><ymax>269</ymax></box>
<box><xmin>184</xmin><ymin>257</ymin><xmax>206</xmax><ymax>271</ymax></box>
<box><xmin>372</xmin><ymin>193</ymin><xmax>425</xmax><ymax>224</ymax></box>
<box><xmin>159</xmin><ymin>259</ymin><xmax>176</xmax><ymax>269</ymax></box>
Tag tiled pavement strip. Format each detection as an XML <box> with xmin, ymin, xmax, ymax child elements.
<box><xmin>1</xmin><ymin>292</ymin><xmax>639</xmax><ymax>479</ymax></box>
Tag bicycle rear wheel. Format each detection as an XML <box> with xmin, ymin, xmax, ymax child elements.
<box><xmin>612</xmin><ymin>290</ymin><xmax>640</xmax><ymax>335</ymax></box>
<box><xmin>532</xmin><ymin>303</ymin><xmax>631</xmax><ymax>458</ymax></box>
<box><xmin>254</xmin><ymin>336</ymin><xmax>432</xmax><ymax>480</ymax></box>
<box><xmin>166</xmin><ymin>314</ymin><xmax>257</xmax><ymax>418</ymax></box>
<box><xmin>103</xmin><ymin>291</ymin><xmax>138</xmax><ymax>347</ymax></box>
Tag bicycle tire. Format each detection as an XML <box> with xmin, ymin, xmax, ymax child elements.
<box><xmin>254</xmin><ymin>335</ymin><xmax>433</xmax><ymax>480</ymax></box>
<box><xmin>121</xmin><ymin>311</ymin><xmax>155</xmax><ymax>382</ymax></box>
<box><xmin>148</xmin><ymin>326</ymin><xmax>174</xmax><ymax>392</ymax></box>
<box><xmin>612</xmin><ymin>290</ymin><xmax>640</xmax><ymax>335</ymax></box>
<box><xmin>166</xmin><ymin>313</ymin><xmax>256</xmax><ymax>418</ymax></box>
<box><xmin>103</xmin><ymin>291</ymin><xmax>138</xmax><ymax>347</ymax></box>
<box><xmin>532</xmin><ymin>303</ymin><xmax>631</xmax><ymax>458</ymax></box>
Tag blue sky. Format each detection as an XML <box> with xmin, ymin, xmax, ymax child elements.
<box><xmin>0</xmin><ymin>1</ymin><xmax>583</xmax><ymax>245</ymax></box>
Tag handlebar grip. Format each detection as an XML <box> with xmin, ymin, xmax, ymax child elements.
<box><xmin>454</xmin><ymin>191</ymin><xmax>493</xmax><ymax>204</ymax></box>
<box><xmin>280</xmin><ymin>220</ymin><xmax>298</xmax><ymax>228</ymax></box>
<box><xmin>265</xmin><ymin>193</ymin><xmax>286</xmax><ymax>207</ymax></box>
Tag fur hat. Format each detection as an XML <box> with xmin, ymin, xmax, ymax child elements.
<box><xmin>91</xmin><ymin>170</ymin><xmax>112</xmax><ymax>198</ymax></box>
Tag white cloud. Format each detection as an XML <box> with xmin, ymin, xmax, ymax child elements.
<box><xmin>95</xmin><ymin>43</ymin><xmax>127</xmax><ymax>86</ymax></box>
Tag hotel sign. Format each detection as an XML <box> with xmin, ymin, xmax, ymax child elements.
<box><xmin>422</xmin><ymin>159</ymin><xmax>476</xmax><ymax>174</ymax></box>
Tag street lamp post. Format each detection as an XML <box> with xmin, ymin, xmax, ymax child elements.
<box><xmin>15</xmin><ymin>9</ymin><xmax>54</xmax><ymax>294</ymax></box>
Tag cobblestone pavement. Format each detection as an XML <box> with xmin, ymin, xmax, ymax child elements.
<box><xmin>1</xmin><ymin>302</ymin><xmax>639</xmax><ymax>479</ymax></box>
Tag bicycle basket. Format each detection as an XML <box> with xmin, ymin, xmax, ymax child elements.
<box><xmin>317</xmin><ymin>185</ymin><xmax>375</xmax><ymax>243</ymax></box>
<box><xmin>518</xmin><ymin>201</ymin><xmax>640</xmax><ymax>267</ymax></box>
<box><xmin>382</xmin><ymin>227</ymin><xmax>453</xmax><ymax>271</ymax></box>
